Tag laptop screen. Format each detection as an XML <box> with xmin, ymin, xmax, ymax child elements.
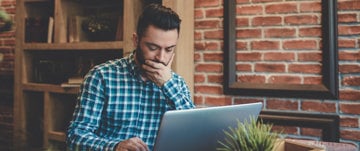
<box><xmin>153</xmin><ymin>102</ymin><xmax>263</xmax><ymax>151</ymax></box>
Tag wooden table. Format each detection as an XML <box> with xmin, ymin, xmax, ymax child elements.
<box><xmin>286</xmin><ymin>139</ymin><xmax>358</xmax><ymax>151</ymax></box>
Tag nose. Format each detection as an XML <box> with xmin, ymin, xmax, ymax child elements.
<box><xmin>155</xmin><ymin>50</ymin><xmax>166</xmax><ymax>63</ymax></box>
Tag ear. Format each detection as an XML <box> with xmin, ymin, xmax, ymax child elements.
<box><xmin>132</xmin><ymin>33</ymin><xmax>138</xmax><ymax>48</ymax></box>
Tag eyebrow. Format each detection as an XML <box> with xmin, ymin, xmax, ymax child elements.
<box><xmin>145</xmin><ymin>42</ymin><xmax>176</xmax><ymax>50</ymax></box>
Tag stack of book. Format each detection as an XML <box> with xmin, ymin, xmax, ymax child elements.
<box><xmin>61</xmin><ymin>76</ymin><xmax>83</xmax><ymax>87</ymax></box>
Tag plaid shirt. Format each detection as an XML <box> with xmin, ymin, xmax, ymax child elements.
<box><xmin>66</xmin><ymin>52</ymin><xmax>195</xmax><ymax>151</ymax></box>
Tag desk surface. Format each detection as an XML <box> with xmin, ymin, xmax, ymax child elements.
<box><xmin>287</xmin><ymin>139</ymin><xmax>357</xmax><ymax>151</ymax></box>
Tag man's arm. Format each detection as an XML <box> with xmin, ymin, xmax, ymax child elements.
<box><xmin>66</xmin><ymin>69</ymin><xmax>118</xmax><ymax>151</ymax></box>
<box><xmin>161</xmin><ymin>73</ymin><xmax>195</xmax><ymax>110</ymax></box>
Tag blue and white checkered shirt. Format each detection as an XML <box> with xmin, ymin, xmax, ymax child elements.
<box><xmin>66</xmin><ymin>52</ymin><xmax>195</xmax><ymax>151</ymax></box>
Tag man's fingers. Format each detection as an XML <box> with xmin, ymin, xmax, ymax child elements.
<box><xmin>166</xmin><ymin>53</ymin><xmax>175</xmax><ymax>67</ymax></box>
<box><xmin>117</xmin><ymin>137</ymin><xmax>149</xmax><ymax>151</ymax></box>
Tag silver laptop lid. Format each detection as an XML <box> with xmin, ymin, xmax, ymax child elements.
<box><xmin>153</xmin><ymin>102</ymin><xmax>263</xmax><ymax>151</ymax></box>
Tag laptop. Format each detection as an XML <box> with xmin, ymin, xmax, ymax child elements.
<box><xmin>153</xmin><ymin>102</ymin><xmax>263</xmax><ymax>151</ymax></box>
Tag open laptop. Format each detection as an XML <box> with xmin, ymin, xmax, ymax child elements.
<box><xmin>153</xmin><ymin>102</ymin><xmax>263</xmax><ymax>151</ymax></box>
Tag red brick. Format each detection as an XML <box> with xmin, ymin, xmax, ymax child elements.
<box><xmin>338</xmin><ymin>25</ymin><xmax>360</xmax><ymax>36</ymax></box>
<box><xmin>288</xmin><ymin>64</ymin><xmax>321</xmax><ymax>74</ymax></box>
<box><xmin>265</xmin><ymin>3</ymin><xmax>297</xmax><ymax>14</ymax></box>
<box><xmin>236</xmin><ymin>41</ymin><xmax>248</xmax><ymax>50</ymax></box>
<box><xmin>195</xmin><ymin>85</ymin><xmax>223</xmax><ymax>94</ymax></box>
<box><xmin>298</xmin><ymin>52</ymin><xmax>322</xmax><ymax>61</ymax></box>
<box><xmin>339</xmin><ymin>64</ymin><xmax>360</xmax><ymax>74</ymax></box>
<box><xmin>283</xmin><ymin>40</ymin><xmax>318</xmax><ymax>50</ymax></box>
<box><xmin>300</xmin><ymin>2</ymin><xmax>321</xmax><ymax>12</ymax></box>
<box><xmin>252</xmin><ymin>0</ymin><xmax>281</xmax><ymax>3</ymax></box>
<box><xmin>195</xmin><ymin>42</ymin><xmax>219</xmax><ymax>50</ymax></box>
<box><xmin>340</xmin><ymin>103</ymin><xmax>360</xmax><ymax>114</ymax></box>
<box><xmin>267</xmin><ymin>99</ymin><xmax>298</xmax><ymax>110</ymax></box>
<box><xmin>340</xmin><ymin>116</ymin><xmax>359</xmax><ymax>128</ymax></box>
<box><xmin>339</xmin><ymin>90</ymin><xmax>360</xmax><ymax>101</ymax></box>
<box><xmin>340</xmin><ymin>129</ymin><xmax>360</xmax><ymax>141</ymax></box>
<box><xmin>301</xmin><ymin>128</ymin><xmax>321</xmax><ymax>138</ymax></box>
<box><xmin>236</xmin><ymin>0</ymin><xmax>250</xmax><ymax>4</ymax></box>
<box><xmin>339</xmin><ymin>39</ymin><xmax>357</xmax><ymax>48</ymax></box>
<box><xmin>203</xmin><ymin>52</ymin><xmax>223</xmax><ymax>61</ymax></box>
<box><xmin>234</xmin><ymin>98</ymin><xmax>264</xmax><ymax>105</ymax></box>
<box><xmin>194</xmin><ymin>74</ymin><xmax>205</xmax><ymax>83</ymax></box>
<box><xmin>204</xmin><ymin>96</ymin><xmax>232</xmax><ymax>106</ymax></box>
<box><xmin>194</xmin><ymin>31</ymin><xmax>202</xmax><ymax>40</ymax></box>
<box><xmin>339</xmin><ymin>51</ymin><xmax>360</xmax><ymax>61</ymax></box>
<box><xmin>251</xmin><ymin>41</ymin><xmax>280</xmax><ymax>50</ymax></box>
<box><xmin>195</xmin><ymin>63</ymin><xmax>222</xmax><ymax>72</ymax></box>
<box><xmin>193</xmin><ymin>95</ymin><xmax>204</xmax><ymax>105</ymax></box>
<box><xmin>252</xmin><ymin>16</ymin><xmax>282</xmax><ymax>26</ymax></box>
<box><xmin>236</xmin><ymin>29</ymin><xmax>262</xmax><ymax>38</ymax></box>
<box><xmin>195</xmin><ymin>0</ymin><xmax>220</xmax><ymax>8</ymax></box>
<box><xmin>236</xmin><ymin>18</ymin><xmax>249</xmax><ymax>27</ymax></box>
<box><xmin>194</xmin><ymin>42</ymin><xmax>205</xmax><ymax>50</ymax></box>
<box><xmin>303</xmin><ymin>76</ymin><xmax>322</xmax><ymax>85</ymax></box>
<box><xmin>208</xmin><ymin>75</ymin><xmax>223</xmax><ymax>83</ymax></box>
<box><xmin>194</xmin><ymin>53</ymin><xmax>201</xmax><ymax>61</ymax></box>
<box><xmin>204</xmin><ymin>30</ymin><xmax>223</xmax><ymax>39</ymax></box>
<box><xmin>1</xmin><ymin>0</ymin><xmax>16</xmax><ymax>6</ymax></box>
<box><xmin>194</xmin><ymin>9</ymin><xmax>204</xmax><ymax>19</ymax></box>
<box><xmin>0</xmin><ymin>31</ymin><xmax>15</xmax><ymax>37</ymax></box>
<box><xmin>237</xmin><ymin>75</ymin><xmax>266</xmax><ymax>83</ymax></box>
<box><xmin>237</xmin><ymin>5</ymin><xmax>263</xmax><ymax>15</ymax></box>
<box><xmin>269</xmin><ymin>75</ymin><xmax>301</xmax><ymax>84</ymax></box>
<box><xmin>301</xmin><ymin>101</ymin><xmax>336</xmax><ymax>113</ymax></box>
<box><xmin>272</xmin><ymin>125</ymin><xmax>298</xmax><ymax>135</ymax></box>
<box><xmin>284</xmin><ymin>15</ymin><xmax>319</xmax><ymax>25</ymax></box>
<box><xmin>3</xmin><ymin>39</ymin><xmax>15</xmax><ymax>46</ymax></box>
<box><xmin>263</xmin><ymin>52</ymin><xmax>295</xmax><ymax>61</ymax></box>
<box><xmin>299</xmin><ymin>27</ymin><xmax>321</xmax><ymax>37</ymax></box>
<box><xmin>236</xmin><ymin>63</ymin><xmax>252</xmax><ymax>71</ymax></box>
<box><xmin>338</xmin><ymin>0</ymin><xmax>360</xmax><ymax>10</ymax></box>
<box><xmin>236</xmin><ymin>52</ymin><xmax>261</xmax><ymax>61</ymax></box>
<box><xmin>195</xmin><ymin>20</ymin><xmax>221</xmax><ymax>29</ymax></box>
<box><xmin>255</xmin><ymin>63</ymin><xmax>285</xmax><ymax>72</ymax></box>
<box><xmin>342</xmin><ymin>76</ymin><xmax>360</xmax><ymax>86</ymax></box>
<box><xmin>265</xmin><ymin>28</ymin><xmax>296</xmax><ymax>38</ymax></box>
<box><xmin>338</xmin><ymin>13</ymin><xmax>358</xmax><ymax>23</ymax></box>
<box><xmin>205</xmin><ymin>8</ymin><xmax>223</xmax><ymax>18</ymax></box>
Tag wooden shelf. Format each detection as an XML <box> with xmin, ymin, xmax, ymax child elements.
<box><xmin>23</xmin><ymin>41</ymin><xmax>124</xmax><ymax>50</ymax></box>
<box><xmin>24</xmin><ymin>0</ymin><xmax>50</xmax><ymax>3</ymax></box>
<box><xmin>23</xmin><ymin>83</ymin><xmax>80</xmax><ymax>94</ymax></box>
<box><xmin>48</xmin><ymin>131</ymin><xmax>66</xmax><ymax>142</ymax></box>
<box><xmin>15</xmin><ymin>1</ymin><xmax>194</xmax><ymax>149</ymax></box>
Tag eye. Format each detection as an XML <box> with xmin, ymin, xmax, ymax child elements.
<box><xmin>146</xmin><ymin>43</ymin><xmax>159</xmax><ymax>51</ymax></box>
<box><xmin>166</xmin><ymin>47</ymin><xmax>175</xmax><ymax>53</ymax></box>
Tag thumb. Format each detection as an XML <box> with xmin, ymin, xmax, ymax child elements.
<box><xmin>166</xmin><ymin>53</ymin><xmax>175</xmax><ymax>67</ymax></box>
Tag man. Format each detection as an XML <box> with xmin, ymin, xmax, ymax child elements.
<box><xmin>66</xmin><ymin>4</ymin><xmax>195</xmax><ymax>151</ymax></box>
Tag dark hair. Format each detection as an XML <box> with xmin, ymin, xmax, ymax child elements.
<box><xmin>136</xmin><ymin>4</ymin><xmax>181</xmax><ymax>39</ymax></box>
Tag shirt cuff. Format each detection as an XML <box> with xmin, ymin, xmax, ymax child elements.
<box><xmin>162</xmin><ymin>77</ymin><xmax>180</xmax><ymax>101</ymax></box>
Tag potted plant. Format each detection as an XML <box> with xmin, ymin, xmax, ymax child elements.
<box><xmin>217</xmin><ymin>117</ymin><xmax>280</xmax><ymax>151</ymax></box>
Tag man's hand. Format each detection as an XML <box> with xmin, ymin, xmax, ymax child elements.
<box><xmin>115</xmin><ymin>137</ymin><xmax>149</xmax><ymax>151</ymax></box>
<box><xmin>142</xmin><ymin>54</ymin><xmax>174</xmax><ymax>86</ymax></box>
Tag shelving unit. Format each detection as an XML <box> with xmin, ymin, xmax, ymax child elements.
<box><xmin>14</xmin><ymin>0</ymin><xmax>194</xmax><ymax>150</ymax></box>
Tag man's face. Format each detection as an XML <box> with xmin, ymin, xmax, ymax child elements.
<box><xmin>135</xmin><ymin>25</ymin><xmax>178</xmax><ymax>67</ymax></box>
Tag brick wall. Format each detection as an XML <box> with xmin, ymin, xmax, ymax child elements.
<box><xmin>0</xmin><ymin>0</ymin><xmax>16</xmax><ymax>150</ymax></box>
<box><xmin>194</xmin><ymin>0</ymin><xmax>360</xmax><ymax>149</ymax></box>
<box><xmin>1</xmin><ymin>0</ymin><xmax>360</xmax><ymax>150</ymax></box>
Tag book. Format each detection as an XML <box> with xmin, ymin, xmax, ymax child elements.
<box><xmin>25</xmin><ymin>17</ymin><xmax>49</xmax><ymax>42</ymax></box>
<box><xmin>60</xmin><ymin>82</ymin><xmax>81</xmax><ymax>88</ymax></box>
<box><xmin>67</xmin><ymin>76</ymin><xmax>83</xmax><ymax>84</ymax></box>
<box><xmin>47</xmin><ymin>17</ymin><xmax>54</xmax><ymax>43</ymax></box>
<box><xmin>68</xmin><ymin>16</ymin><xmax>88</xmax><ymax>42</ymax></box>
<box><xmin>115</xmin><ymin>15</ymin><xmax>123</xmax><ymax>41</ymax></box>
